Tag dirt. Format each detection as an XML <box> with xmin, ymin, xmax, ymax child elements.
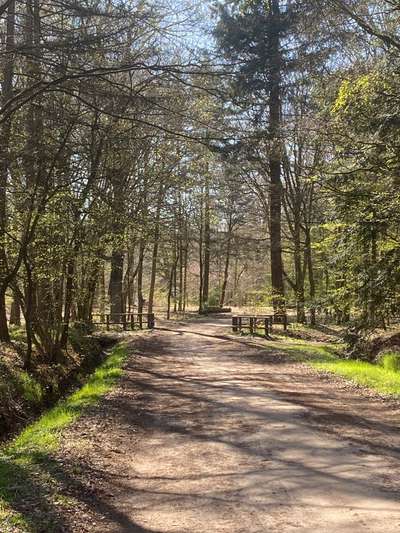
<box><xmin>54</xmin><ymin>317</ymin><xmax>400</xmax><ymax>532</ymax></box>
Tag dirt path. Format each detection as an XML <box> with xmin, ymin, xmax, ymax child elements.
<box><xmin>58</xmin><ymin>318</ymin><xmax>400</xmax><ymax>532</ymax></box>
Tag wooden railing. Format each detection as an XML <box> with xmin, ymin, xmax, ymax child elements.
<box><xmin>232</xmin><ymin>314</ymin><xmax>288</xmax><ymax>338</ymax></box>
<box><xmin>90</xmin><ymin>313</ymin><xmax>155</xmax><ymax>331</ymax></box>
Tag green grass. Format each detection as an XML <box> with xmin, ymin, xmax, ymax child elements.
<box><xmin>379</xmin><ymin>351</ymin><xmax>400</xmax><ymax>372</ymax></box>
<box><xmin>240</xmin><ymin>328</ymin><xmax>400</xmax><ymax>397</ymax></box>
<box><xmin>264</xmin><ymin>337</ymin><xmax>400</xmax><ymax>397</ymax></box>
<box><xmin>312</xmin><ymin>358</ymin><xmax>400</xmax><ymax>395</ymax></box>
<box><xmin>14</xmin><ymin>371</ymin><xmax>44</xmax><ymax>405</ymax></box>
<box><xmin>0</xmin><ymin>343</ymin><xmax>129</xmax><ymax>532</ymax></box>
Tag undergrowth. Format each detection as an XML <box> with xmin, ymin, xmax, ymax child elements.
<box><xmin>0</xmin><ymin>344</ymin><xmax>128</xmax><ymax>532</ymax></box>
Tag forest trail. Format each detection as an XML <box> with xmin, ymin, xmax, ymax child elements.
<box><xmin>59</xmin><ymin>317</ymin><xmax>400</xmax><ymax>533</ymax></box>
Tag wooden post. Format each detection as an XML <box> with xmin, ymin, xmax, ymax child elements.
<box><xmin>147</xmin><ymin>313</ymin><xmax>155</xmax><ymax>329</ymax></box>
<box><xmin>283</xmin><ymin>314</ymin><xmax>288</xmax><ymax>331</ymax></box>
<box><xmin>269</xmin><ymin>316</ymin><xmax>273</xmax><ymax>332</ymax></box>
<box><xmin>232</xmin><ymin>316</ymin><xmax>238</xmax><ymax>333</ymax></box>
<box><xmin>264</xmin><ymin>318</ymin><xmax>269</xmax><ymax>338</ymax></box>
<box><xmin>250</xmin><ymin>317</ymin><xmax>255</xmax><ymax>335</ymax></box>
<box><xmin>130</xmin><ymin>313</ymin><xmax>134</xmax><ymax>330</ymax></box>
<box><xmin>139</xmin><ymin>313</ymin><xmax>143</xmax><ymax>329</ymax></box>
<box><xmin>106</xmin><ymin>314</ymin><xmax>110</xmax><ymax>331</ymax></box>
<box><xmin>122</xmin><ymin>314</ymin><xmax>127</xmax><ymax>331</ymax></box>
<box><xmin>238</xmin><ymin>316</ymin><xmax>242</xmax><ymax>333</ymax></box>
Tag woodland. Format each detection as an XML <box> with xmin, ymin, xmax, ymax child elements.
<box><xmin>2</xmin><ymin>2</ymin><xmax>400</xmax><ymax>531</ymax></box>
<box><xmin>1</xmin><ymin>1</ymin><xmax>400</xmax><ymax>419</ymax></box>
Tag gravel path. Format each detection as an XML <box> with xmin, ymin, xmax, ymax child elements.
<box><xmin>58</xmin><ymin>318</ymin><xmax>400</xmax><ymax>532</ymax></box>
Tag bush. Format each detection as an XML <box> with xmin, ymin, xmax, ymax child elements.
<box><xmin>69</xmin><ymin>322</ymin><xmax>100</xmax><ymax>358</ymax></box>
<box><xmin>378</xmin><ymin>351</ymin><xmax>400</xmax><ymax>373</ymax></box>
<box><xmin>14</xmin><ymin>371</ymin><xmax>44</xmax><ymax>405</ymax></box>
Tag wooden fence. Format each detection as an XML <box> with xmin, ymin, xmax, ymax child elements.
<box><xmin>232</xmin><ymin>314</ymin><xmax>288</xmax><ymax>338</ymax></box>
<box><xmin>90</xmin><ymin>313</ymin><xmax>155</xmax><ymax>331</ymax></box>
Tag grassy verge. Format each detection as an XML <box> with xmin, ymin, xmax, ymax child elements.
<box><xmin>265</xmin><ymin>337</ymin><xmax>400</xmax><ymax>397</ymax></box>
<box><xmin>0</xmin><ymin>343</ymin><xmax>129</xmax><ymax>532</ymax></box>
<box><xmin>311</xmin><ymin>358</ymin><xmax>400</xmax><ymax>395</ymax></box>
<box><xmin>239</xmin><ymin>327</ymin><xmax>400</xmax><ymax>397</ymax></box>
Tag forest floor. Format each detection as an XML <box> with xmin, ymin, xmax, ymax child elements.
<box><xmin>4</xmin><ymin>316</ymin><xmax>400</xmax><ymax>532</ymax></box>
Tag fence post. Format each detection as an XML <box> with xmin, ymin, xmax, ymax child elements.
<box><xmin>139</xmin><ymin>313</ymin><xmax>143</xmax><ymax>329</ymax></box>
<box><xmin>106</xmin><ymin>314</ymin><xmax>110</xmax><ymax>331</ymax></box>
<box><xmin>147</xmin><ymin>313</ymin><xmax>155</xmax><ymax>329</ymax></box>
<box><xmin>238</xmin><ymin>317</ymin><xmax>242</xmax><ymax>333</ymax></box>
<box><xmin>264</xmin><ymin>318</ymin><xmax>269</xmax><ymax>338</ymax></box>
<box><xmin>232</xmin><ymin>316</ymin><xmax>238</xmax><ymax>333</ymax></box>
<box><xmin>122</xmin><ymin>314</ymin><xmax>127</xmax><ymax>331</ymax></box>
<box><xmin>249</xmin><ymin>317</ymin><xmax>254</xmax><ymax>335</ymax></box>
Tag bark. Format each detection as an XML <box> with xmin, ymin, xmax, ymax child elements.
<box><xmin>219</xmin><ymin>218</ymin><xmax>233</xmax><ymax>308</ymax></box>
<box><xmin>148</xmin><ymin>185</ymin><xmax>164</xmax><ymax>315</ymax></box>
<box><xmin>305</xmin><ymin>227</ymin><xmax>316</xmax><ymax>326</ymax></box>
<box><xmin>137</xmin><ymin>239</ymin><xmax>145</xmax><ymax>316</ymax></box>
<box><xmin>178</xmin><ymin>235</ymin><xmax>184</xmax><ymax>312</ymax></box>
<box><xmin>23</xmin><ymin>257</ymin><xmax>34</xmax><ymax>369</ymax></box>
<box><xmin>268</xmin><ymin>0</ymin><xmax>285</xmax><ymax>312</ymax></box>
<box><xmin>60</xmin><ymin>256</ymin><xmax>75</xmax><ymax>348</ymax></box>
<box><xmin>109</xmin><ymin>251</ymin><xmax>124</xmax><ymax>322</ymax></box>
<box><xmin>0</xmin><ymin>0</ymin><xmax>15</xmax><ymax>341</ymax></box>
<box><xmin>294</xmin><ymin>218</ymin><xmax>306</xmax><ymax>323</ymax></box>
<box><xmin>10</xmin><ymin>294</ymin><xmax>21</xmax><ymax>326</ymax></box>
<box><xmin>183</xmin><ymin>242</ymin><xmax>188</xmax><ymax>312</ymax></box>
<box><xmin>202</xmin><ymin>182</ymin><xmax>211</xmax><ymax>310</ymax></box>
<box><xmin>198</xmin><ymin>198</ymin><xmax>204</xmax><ymax>312</ymax></box>
<box><xmin>167</xmin><ymin>247</ymin><xmax>179</xmax><ymax>320</ymax></box>
<box><xmin>99</xmin><ymin>263</ymin><xmax>106</xmax><ymax>321</ymax></box>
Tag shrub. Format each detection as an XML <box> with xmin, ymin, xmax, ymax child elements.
<box><xmin>69</xmin><ymin>322</ymin><xmax>100</xmax><ymax>359</ymax></box>
<box><xmin>15</xmin><ymin>371</ymin><xmax>44</xmax><ymax>405</ymax></box>
<box><xmin>378</xmin><ymin>351</ymin><xmax>400</xmax><ymax>373</ymax></box>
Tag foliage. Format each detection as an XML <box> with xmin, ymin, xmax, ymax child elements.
<box><xmin>378</xmin><ymin>352</ymin><xmax>400</xmax><ymax>373</ymax></box>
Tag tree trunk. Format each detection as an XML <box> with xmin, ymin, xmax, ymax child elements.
<box><xmin>99</xmin><ymin>263</ymin><xmax>106</xmax><ymax>321</ymax></box>
<box><xmin>183</xmin><ymin>242</ymin><xmax>188</xmax><ymax>312</ymax></box>
<box><xmin>178</xmin><ymin>235</ymin><xmax>184</xmax><ymax>312</ymax></box>
<box><xmin>23</xmin><ymin>257</ymin><xmax>34</xmax><ymax>369</ymax></box>
<box><xmin>219</xmin><ymin>220</ymin><xmax>232</xmax><ymax>308</ymax></box>
<box><xmin>10</xmin><ymin>294</ymin><xmax>21</xmax><ymax>326</ymax></box>
<box><xmin>198</xmin><ymin>198</ymin><xmax>204</xmax><ymax>312</ymax></box>
<box><xmin>109</xmin><ymin>251</ymin><xmax>124</xmax><ymax>322</ymax></box>
<box><xmin>294</xmin><ymin>217</ymin><xmax>305</xmax><ymax>323</ymax></box>
<box><xmin>305</xmin><ymin>227</ymin><xmax>316</xmax><ymax>326</ymax></box>
<box><xmin>137</xmin><ymin>239</ymin><xmax>145</xmax><ymax>316</ymax></box>
<box><xmin>60</xmin><ymin>256</ymin><xmax>75</xmax><ymax>348</ymax></box>
<box><xmin>0</xmin><ymin>0</ymin><xmax>15</xmax><ymax>342</ymax></box>
<box><xmin>202</xmin><ymin>182</ymin><xmax>211</xmax><ymax>310</ymax></box>
<box><xmin>167</xmin><ymin>249</ymin><xmax>179</xmax><ymax>320</ymax></box>
<box><xmin>268</xmin><ymin>0</ymin><xmax>285</xmax><ymax>312</ymax></box>
<box><xmin>148</xmin><ymin>186</ymin><xmax>164</xmax><ymax>315</ymax></box>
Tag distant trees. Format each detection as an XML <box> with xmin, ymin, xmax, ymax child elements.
<box><xmin>1</xmin><ymin>0</ymin><xmax>399</xmax><ymax>369</ymax></box>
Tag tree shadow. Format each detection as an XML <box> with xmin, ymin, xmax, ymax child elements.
<box><xmin>0</xmin><ymin>447</ymin><xmax>164</xmax><ymax>532</ymax></box>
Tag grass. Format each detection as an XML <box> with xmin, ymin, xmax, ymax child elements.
<box><xmin>264</xmin><ymin>336</ymin><xmax>400</xmax><ymax>397</ymax></box>
<box><xmin>14</xmin><ymin>371</ymin><xmax>44</xmax><ymax>405</ymax></box>
<box><xmin>0</xmin><ymin>343</ymin><xmax>129</xmax><ymax>532</ymax></box>
<box><xmin>312</xmin><ymin>358</ymin><xmax>400</xmax><ymax>395</ymax></box>
<box><xmin>240</xmin><ymin>327</ymin><xmax>400</xmax><ymax>397</ymax></box>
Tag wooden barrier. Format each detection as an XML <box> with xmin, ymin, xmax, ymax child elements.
<box><xmin>91</xmin><ymin>313</ymin><xmax>155</xmax><ymax>331</ymax></box>
<box><xmin>231</xmin><ymin>313</ymin><xmax>287</xmax><ymax>337</ymax></box>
